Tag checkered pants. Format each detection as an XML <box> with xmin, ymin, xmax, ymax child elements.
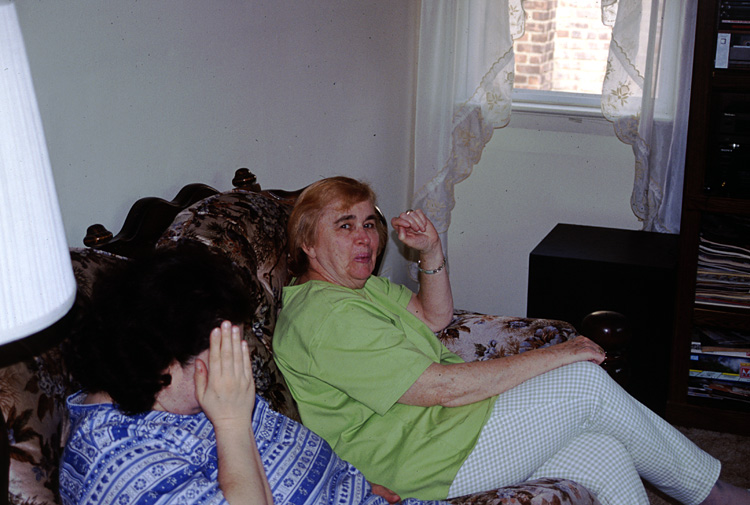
<box><xmin>447</xmin><ymin>362</ymin><xmax>720</xmax><ymax>505</ymax></box>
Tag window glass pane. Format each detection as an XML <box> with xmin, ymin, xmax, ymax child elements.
<box><xmin>514</xmin><ymin>0</ymin><xmax>612</xmax><ymax>95</ymax></box>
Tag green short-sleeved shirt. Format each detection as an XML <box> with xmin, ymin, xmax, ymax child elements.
<box><xmin>273</xmin><ymin>276</ymin><xmax>495</xmax><ymax>500</ymax></box>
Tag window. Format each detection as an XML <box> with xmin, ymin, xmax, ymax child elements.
<box><xmin>511</xmin><ymin>0</ymin><xmax>686</xmax><ymax>123</ymax></box>
<box><xmin>512</xmin><ymin>0</ymin><xmax>612</xmax><ymax>113</ymax></box>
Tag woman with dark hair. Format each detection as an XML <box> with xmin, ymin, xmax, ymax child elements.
<box><xmin>60</xmin><ymin>245</ymin><xmax>443</xmax><ymax>505</ymax></box>
<box><xmin>274</xmin><ymin>177</ymin><xmax>749</xmax><ymax>505</ymax></box>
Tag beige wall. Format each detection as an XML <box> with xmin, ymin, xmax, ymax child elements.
<box><xmin>17</xmin><ymin>1</ymin><xmax>641</xmax><ymax>314</ymax></box>
<box><xmin>16</xmin><ymin>0</ymin><xmax>419</xmax><ymax>285</ymax></box>
<box><xmin>448</xmin><ymin>113</ymin><xmax>640</xmax><ymax>317</ymax></box>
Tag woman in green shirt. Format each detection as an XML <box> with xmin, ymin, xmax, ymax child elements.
<box><xmin>273</xmin><ymin>177</ymin><xmax>745</xmax><ymax>505</ymax></box>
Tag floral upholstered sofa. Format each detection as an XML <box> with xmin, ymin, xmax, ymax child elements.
<box><xmin>0</xmin><ymin>174</ymin><xmax>601</xmax><ymax>505</ymax></box>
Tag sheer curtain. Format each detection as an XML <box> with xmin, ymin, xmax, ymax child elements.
<box><xmin>602</xmin><ymin>0</ymin><xmax>698</xmax><ymax>232</ymax></box>
<box><xmin>411</xmin><ymin>0</ymin><xmax>522</xmax><ymax>275</ymax></box>
<box><xmin>411</xmin><ymin>0</ymin><xmax>698</xmax><ymax>276</ymax></box>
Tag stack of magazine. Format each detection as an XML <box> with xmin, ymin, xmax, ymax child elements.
<box><xmin>695</xmin><ymin>215</ymin><xmax>750</xmax><ymax>309</ymax></box>
<box><xmin>689</xmin><ymin>328</ymin><xmax>750</xmax><ymax>405</ymax></box>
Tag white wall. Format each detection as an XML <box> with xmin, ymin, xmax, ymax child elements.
<box><xmin>17</xmin><ymin>1</ymin><xmax>643</xmax><ymax>309</ymax></box>
<box><xmin>448</xmin><ymin>113</ymin><xmax>641</xmax><ymax>317</ymax></box>
<box><xmin>16</xmin><ymin>0</ymin><xmax>419</xmax><ymax>285</ymax></box>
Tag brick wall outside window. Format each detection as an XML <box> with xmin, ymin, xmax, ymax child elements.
<box><xmin>514</xmin><ymin>0</ymin><xmax>612</xmax><ymax>94</ymax></box>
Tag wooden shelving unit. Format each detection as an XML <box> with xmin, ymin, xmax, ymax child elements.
<box><xmin>666</xmin><ymin>0</ymin><xmax>750</xmax><ymax>436</ymax></box>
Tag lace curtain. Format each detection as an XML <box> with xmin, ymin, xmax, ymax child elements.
<box><xmin>411</xmin><ymin>0</ymin><xmax>523</xmax><ymax>268</ymax></box>
<box><xmin>602</xmin><ymin>0</ymin><xmax>698</xmax><ymax>232</ymax></box>
<box><xmin>411</xmin><ymin>0</ymin><xmax>698</xmax><ymax>270</ymax></box>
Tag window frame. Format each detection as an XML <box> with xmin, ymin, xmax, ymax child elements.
<box><xmin>509</xmin><ymin>1</ymin><xmax>687</xmax><ymax>127</ymax></box>
<box><xmin>512</xmin><ymin>89</ymin><xmax>604</xmax><ymax>117</ymax></box>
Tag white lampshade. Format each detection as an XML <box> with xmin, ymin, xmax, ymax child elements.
<box><xmin>0</xmin><ymin>1</ymin><xmax>76</xmax><ymax>344</ymax></box>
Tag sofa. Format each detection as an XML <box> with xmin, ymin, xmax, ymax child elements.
<box><xmin>0</xmin><ymin>170</ymin><xmax>601</xmax><ymax>505</ymax></box>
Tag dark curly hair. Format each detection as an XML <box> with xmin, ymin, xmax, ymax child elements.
<box><xmin>65</xmin><ymin>244</ymin><xmax>254</xmax><ymax>415</ymax></box>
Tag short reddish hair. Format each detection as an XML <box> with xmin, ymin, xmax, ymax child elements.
<box><xmin>287</xmin><ymin>177</ymin><xmax>387</xmax><ymax>277</ymax></box>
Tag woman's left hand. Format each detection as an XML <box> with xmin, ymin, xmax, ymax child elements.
<box><xmin>391</xmin><ymin>209</ymin><xmax>441</xmax><ymax>256</ymax></box>
<box><xmin>394</xmin><ymin>209</ymin><xmax>454</xmax><ymax>332</ymax></box>
<box><xmin>195</xmin><ymin>321</ymin><xmax>272</xmax><ymax>505</ymax></box>
<box><xmin>195</xmin><ymin>321</ymin><xmax>255</xmax><ymax>430</ymax></box>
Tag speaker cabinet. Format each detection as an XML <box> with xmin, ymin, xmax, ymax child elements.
<box><xmin>528</xmin><ymin>223</ymin><xmax>679</xmax><ymax>413</ymax></box>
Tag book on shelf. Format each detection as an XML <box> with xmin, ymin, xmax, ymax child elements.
<box><xmin>688</xmin><ymin>377</ymin><xmax>750</xmax><ymax>404</ymax></box>
<box><xmin>689</xmin><ymin>351</ymin><xmax>750</xmax><ymax>378</ymax></box>
<box><xmin>693</xmin><ymin>327</ymin><xmax>750</xmax><ymax>353</ymax></box>
<box><xmin>688</xmin><ymin>371</ymin><xmax>750</xmax><ymax>404</ymax></box>
<box><xmin>694</xmin><ymin>296</ymin><xmax>750</xmax><ymax>309</ymax></box>
<box><xmin>690</xmin><ymin>341</ymin><xmax>750</xmax><ymax>357</ymax></box>
<box><xmin>688</xmin><ymin>337</ymin><xmax>750</xmax><ymax>405</ymax></box>
<box><xmin>695</xmin><ymin>295</ymin><xmax>750</xmax><ymax>309</ymax></box>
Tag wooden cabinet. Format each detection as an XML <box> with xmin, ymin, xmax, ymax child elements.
<box><xmin>528</xmin><ymin>223</ymin><xmax>679</xmax><ymax>415</ymax></box>
<box><xmin>666</xmin><ymin>0</ymin><xmax>750</xmax><ymax>436</ymax></box>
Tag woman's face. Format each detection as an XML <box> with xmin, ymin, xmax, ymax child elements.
<box><xmin>303</xmin><ymin>199</ymin><xmax>380</xmax><ymax>289</ymax></box>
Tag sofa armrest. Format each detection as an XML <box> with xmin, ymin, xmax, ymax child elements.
<box><xmin>438</xmin><ymin>314</ymin><xmax>600</xmax><ymax>505</ymax></box>
<box><xmin>437</xmin><ymin>309</ymin><xmax>579</xmax><ymax>363</ymax></box>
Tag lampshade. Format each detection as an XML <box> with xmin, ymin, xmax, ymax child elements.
<box><xmin>0</xmin><ymin>2</ymin><xmax>76</xmax><ymax>344</ymax></box>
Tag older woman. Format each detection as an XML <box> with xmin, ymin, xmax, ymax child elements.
<box><xmin>60</xmin><ymin>245</ymin><xmax>441</xmax><ymax>505</ymax></box>
<box><xmin>273</xmin><ymin>177</ymin><xmax>747</xmax><ymax>505</ymax></box>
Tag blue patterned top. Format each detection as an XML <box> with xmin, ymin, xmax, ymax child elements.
<box><xmin>60</xmin><ymin>392</ymin><xmax>445</xmax><ymax>505</ymax></box>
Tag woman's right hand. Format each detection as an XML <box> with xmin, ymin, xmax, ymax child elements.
<box><xmin>194</xmin><ymin>321</ymin><xmax>256</xmax><ymax>431</ymax></box>
<box><xmin>370</xmin><ymin>483</ymin><xmax>401</xmax><ymax>504</ymax></box>
<box><xmin>400</xmin><ymin>334</ymin><xmax>607</xmax><ymax>408</ymax></box>
<box><xmin>550</xmin><ymin>335</ymin><xmax>607</xmax><ymax>366</ymax></box>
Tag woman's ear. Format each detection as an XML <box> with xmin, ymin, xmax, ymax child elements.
<box><xmin>302</xmin><ymin>243</ymin><xmax>317</xmax><ymax>259</ymax></box>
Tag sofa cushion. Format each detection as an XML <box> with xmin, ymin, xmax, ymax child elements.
<box><xmin>1</xmin><ymin>248</ymin><xmax>127</xmax><ymax>505</ymax></box>
<box><xmin>157</xmin><ymin>189</ymin><xmax>299</xmax><ymax>421</ymax></box>
<box><xmin>438</xmin><ymin>310</ymin><xmax>578</xmax><ymax>362</ymax></box>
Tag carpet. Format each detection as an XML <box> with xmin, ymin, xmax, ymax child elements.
<box><xmin>644</xmin><ymin>426</ymin><xmax>750</xmax><ymax>504</ymax></box>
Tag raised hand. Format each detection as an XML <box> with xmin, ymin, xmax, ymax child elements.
<box><xmin>391</xmin><ymin>209</ymin><xmax>442</xmax><ymax>257</ymax></box>
<box><xmin>395</xmin><ymin>209</ymin><xmax>454</xmax><ymax>332</ymax></box>
<box><xmin>195</xmin><ymin>321</ymin><xmax>272</xmax><ymax>505</ymax></box>
<box><xmin>194</xmin><ymin>321</ymin><xmax>255</xmax><ymax>430</ymax></box>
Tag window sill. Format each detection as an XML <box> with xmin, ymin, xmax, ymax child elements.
<box><xmin>508</xmin><ymin>90</ymin><xmax>614</xmax><ymax>136</ymax></box>
<box><xmin>508</xmin><ymin>103</ymin><xmax>614</xmax><ymax>136</ymax></box>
